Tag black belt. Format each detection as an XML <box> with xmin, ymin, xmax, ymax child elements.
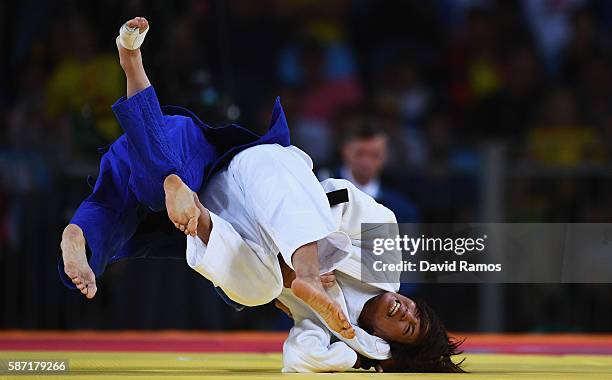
<box><xmin>326</xmin><ymin>188</ymin><xmax>349</xmax><ymax>206</ymax></box>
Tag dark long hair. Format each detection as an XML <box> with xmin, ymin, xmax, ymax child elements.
<box><xmin>385</xmin><ymin>298</ymin><xmax>466</xmax><ymax>373</ymax></box>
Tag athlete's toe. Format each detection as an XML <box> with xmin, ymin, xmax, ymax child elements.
<box><xmin>187</xmin><ymin>217</ymin><xmax>198</xmax><ymax>236</ymax></box>
<box><xmin>343</xmin><ymin>326</ymin><xmax>356</xmax><ymax>339</ymax></box>
<box><xmin>85</xmin><ymin>284</ymin><xmax>98</xmax><ymax>299</ymax></box>
<box><xmin>127</xmin><ymin>18</ymin><xmax>138</xmax><ymax>29</ymax></box>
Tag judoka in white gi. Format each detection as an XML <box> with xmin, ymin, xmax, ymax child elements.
<box><xmin>177</xmin><ymin>144</ymin><xmax>464</xmax><ymax>373</ymax></box>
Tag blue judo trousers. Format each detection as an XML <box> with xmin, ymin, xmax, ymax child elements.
<box><xmin>58</xmin><ymin>86</ymin><xmax>290</xmax><ymax>309</ymax></box>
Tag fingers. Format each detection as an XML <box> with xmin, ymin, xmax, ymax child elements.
<box><xmin>375</xmin><ymin>364</ymin><xmax>384</xmax><ymax>373</ymax></box>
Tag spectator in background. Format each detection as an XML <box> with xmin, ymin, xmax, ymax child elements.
<box><xmin>560</xmin><ymin>8</ymin><xmax>612</xmax><ymax>129</ymax></box>
<box><xmin>321</xmin><ymin>122</ymin><xmax>419</xmax><ymax>223</ymax></box>
<box><xmin>156</xmin><ymin>15</ymin><xmax>202</xmax><ymax>106</ymax></box>
<box><xmin>277</xmin><ymin>6</ymin><xmax>364</xmax><ymax>166</ymax></box>
<box><xmin>560</xmin><ymin>7</ymin><xmax>602</xmax><ymax>84</ymax></box>
<box><xmin>371</xmin><ymin>53</ymin><xmax>431</xmax><ymax>168</ymax></box>
<box><xmin>8</xmin><ymin>62</ymin><xmax>48</xmax><ymax>152</ymax></box>
<box><xmin>44</xmin><ymin>16</ymin><xmax>123</xmax><ymax>159</ymax></box>
<box><xmin>377</xmin><ymin>55</ymin><xmax>431</xmax><ymax>127</ymax></box>
<box><xmin>527</xmin><ymin>88</ymin><xmax>604</xmax><ymax>166</ymax></box>
<box><xmin>448</xmin><ymin>7</ymin><xmax>503</xmax><ymax>109</ymax></box>
<box><xmin>411</xmin><ymin>111</ymin><xmax>480</xmax><ymax>223</ymax></box>
<box><xmin>467</xmin><ymin>44</ymin><xmax>545</xmax><ymax>139</ymax></box>
<box><xmin>574</xmin><ymin>54</ymin><xmax>612</xmax><ymax>128</ymax></box>
<box><xmin>522</xmin><ymin>0</ymin><xmax>586</xmax><ymax>75</ymax></box>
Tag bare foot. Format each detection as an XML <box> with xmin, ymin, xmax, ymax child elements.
<box><xmin>61</xmin><ymin>224</ymin><xmax>97</xmax><ymax>299</ymax></box>
<box><xmin>164</xmin><ymin>174</ymin><xmax>200</xmax><ymax>236</ymax></box>
<box><xmin>292</xmin><ymin>277</ymin><xmax>355</xmax><ymax>339</ymax></box>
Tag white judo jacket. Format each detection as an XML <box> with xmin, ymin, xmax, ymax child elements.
<box><xmin>186</xmin><ymin>149</ymin><xmax>400</xmax><ymax>372</ymax></box>
<box><xmin>277</xmin><ymin>179</ymin><xmax>400</xmax><ymax>372</ymax></box>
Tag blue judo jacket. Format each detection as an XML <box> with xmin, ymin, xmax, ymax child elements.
<box><xmin>58</xmin><ymin>86</ymin><xmax>290</xmax><ymax>290</ymax></box>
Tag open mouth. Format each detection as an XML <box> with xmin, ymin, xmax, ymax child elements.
<box><xmin>387</xmin><ymin>300</ymin><xmax>400</xmax><ymax>317</ymax></box>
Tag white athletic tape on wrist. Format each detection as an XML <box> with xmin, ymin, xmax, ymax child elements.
<box><xmin>118</xmin><ymin>23</ymin><xmax>149</xmax><ymax>50</ymax></box>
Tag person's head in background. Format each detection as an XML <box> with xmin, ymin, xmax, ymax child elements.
<box><xmin>340</xmin><ymin>122</ymin><xmax>388</xmax><ymax>187</ymax></box>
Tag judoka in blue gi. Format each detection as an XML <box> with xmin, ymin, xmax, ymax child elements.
<box><xmin>59</xmin><ymin>17</ymin><xmax>356</xmax><ymax>339</ymax></box>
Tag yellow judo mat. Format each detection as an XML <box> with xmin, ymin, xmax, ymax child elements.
<box><xmin>1</xmin><ymin>351</ymin><xmax>611</xmax><ymax>379</ymax></box>
<box><xmin>1</xmin><ymin>332</ymin><xmax>611</xmax><ymax>379</ymax></box>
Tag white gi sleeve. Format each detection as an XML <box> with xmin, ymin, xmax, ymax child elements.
<box><xmin>321</xmin><ymin>178</ymin><xmax>401</xmax><ymax>292</ymax></box>
<box><xmin>282</xmin><ymin>319</ymin><xmax>357</xmax><ymax>373</ymax></box>
<box><xmin>186</xmin><ymin>211</ymin><xmax>283</xmax><ymax>307</ymax></box>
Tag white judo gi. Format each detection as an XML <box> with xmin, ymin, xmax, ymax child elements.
<box><xmin>186</xmin><ymin>144</ymin><xmax>401</xmax><ymax>372</ymax></box>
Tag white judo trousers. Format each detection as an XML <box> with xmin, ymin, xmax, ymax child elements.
<box><xmin>186</xmin><ymin>144</ymin><xmax>401</xmax><ymax>372</ymax></box>
<box><xmin>187</xmin><ymin>144</ymin><xmax>353</xmax><ymax>306</ymax></box>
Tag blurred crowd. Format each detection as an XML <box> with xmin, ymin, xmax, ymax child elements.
<box><xmin>1</xmin><ymin>0</ymin><xmax>612</xmax><ymax>331</ymax></box>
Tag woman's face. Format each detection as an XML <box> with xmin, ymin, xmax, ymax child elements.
<box><xmin>359</xmin><ymin>292</ymin><xmax>425</xmax><ymax>345</ymax></box>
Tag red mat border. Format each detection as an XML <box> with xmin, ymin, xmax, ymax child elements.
<box><xmin>0</xmin><ymin>331</ymin><xmax>611</xmax><ymax>355</ymax></box>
